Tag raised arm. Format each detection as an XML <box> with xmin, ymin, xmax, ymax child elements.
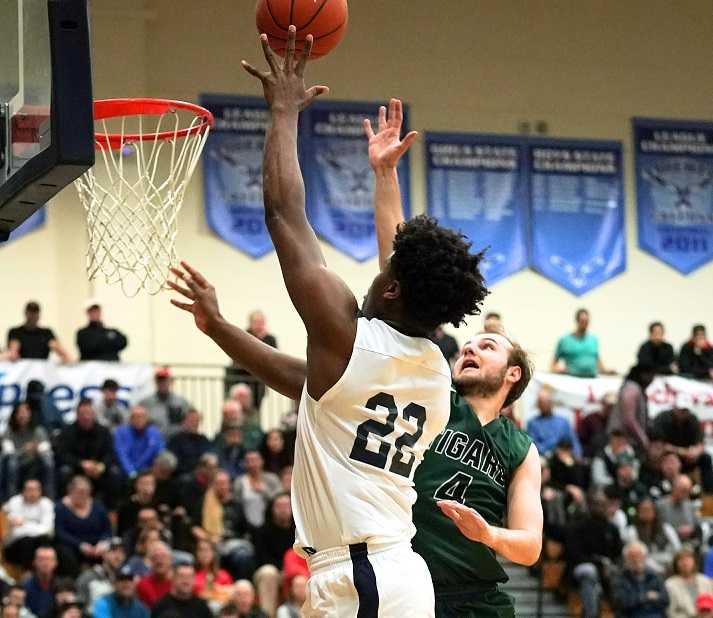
<box><xmin>363</xmin><ymin>98</ymin><xmax>418</xmax><ymax>270</ymax></box>
<box><xmin>242</xmin><ymin>29</ymin><xmax>358</xmax><ymax>399</ymax></box>
<box><xmin>168</xmin><ymin>262</ymin><xmax>307</xmax><ymax>400</ymax></box>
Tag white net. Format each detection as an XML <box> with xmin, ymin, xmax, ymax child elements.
<box><xmin>75</xmin><ymin>107</ymin><xmax>210</xmax><ymax>297</ymax></box>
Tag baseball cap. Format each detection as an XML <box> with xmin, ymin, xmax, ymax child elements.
<box><xmin>697</xmin><ymin>592</ymin><xmax>713</xmax><ymax>610</ymax></box>
<box><xmin>155</xmin><ymin>366</ymin><xmax>172</xmax><ymax>379</ymax></box>
<box><xmin>85</xmin><ymin>298</ymin><xmax>102</xmax><ymax>311</ymax></box>
<box><xmin>117</xmin><ymin>564</ymin><xmax>134</xmax><ymax>580</ymax></box>
<box><xmin>102</xmin><ymin>379</ymin><xmax>120</xmax><ymax>391</ymax></box>
<box><xmin>109</xmin><ymin>537</ymin><xmax>123</xmax><ymax>550</ymax></box>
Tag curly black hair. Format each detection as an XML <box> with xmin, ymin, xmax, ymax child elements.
<box><xmin>390</xmin><ymin>215</ymin><xmax>489</xmax><ymax>330</ymax></box>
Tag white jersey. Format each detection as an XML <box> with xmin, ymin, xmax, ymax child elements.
<box><xmin>292</xmin><ymin>316</ymin><xmax>451</xmax><ymax>556</ymax></box>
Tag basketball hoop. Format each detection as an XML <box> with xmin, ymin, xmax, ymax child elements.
<box><xmin>74</xmin><ymin>98</ymin><xmax>213</xmax><ymax>297</ymax></box>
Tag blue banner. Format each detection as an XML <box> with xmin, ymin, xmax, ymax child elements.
<box><xmin>634</xmin><ymin>118</ymin><xmax>713</xmax><ymax>274</ymax></box>
<box><xmin>7</xmin><ymin>207</ymin><xmax>45</xmax><ymax>242</ymax></box>
<box><xmin>425</xmin><ymin>133</ymin><xmax>528</xmax><ymax>285</ymax></box>
<box><xmin>528</xmin><ymin>139</ymin><xmax>626</xmax><ymax>295</ymax></box>
<box><xmin>300</xmin><ymin>101</ymin><xmax>411</xmax><ymax>262</ymax></box>
<box><xmin>201</xmin><ymin>95</ymin><xmax>273</xmax><ymax>258</ymax></box>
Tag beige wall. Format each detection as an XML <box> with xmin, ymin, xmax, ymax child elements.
<box><xmin>2</xmin><ymin>0</ymin><xmax>712</xmax><ymax>378</ymax></box>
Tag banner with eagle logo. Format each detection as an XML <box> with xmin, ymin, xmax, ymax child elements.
<box><xmin>634</xmin><ymin>118</ymin><xmax>713</xmax><ymax>274</ymax></box>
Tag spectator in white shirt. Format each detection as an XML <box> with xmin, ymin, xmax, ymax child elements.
<box><xmin>2</xmin><ymin>479</ymin><xmax>54</xmax><ymax>568</ymax></box>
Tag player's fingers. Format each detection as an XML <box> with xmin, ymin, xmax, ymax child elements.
<box><xmin>170</xmin><ymin>299</ymin><xmax>193</xmax><ymax>312</ymax></box>
<box><xmin>305</xmin><ymin>85</ymin><xmax>329</xmax><ymax>104</ymax></box>
<box><xmin>241</xmin><ymin>60</ymin><xmax>267</xmax><ymax>81</ymax></box>
<box><xmin>285</xmin><ymin>25</ymin><xmax>297</xmax><ymax>72</ymax></box>
<box><xmin>389</xmin><ymin>98</ymin><xmax>402</xmax><ymax>128</ymax></box>
<box><xmin>363</xmin><ymin>118</ymin><xmax>375</xmax><ymax>140</ymax></box>
<box><xmin>180</xmin><ymin>261</ymin><xmax>209</xmax><ymax>287</ymax></box>
<box><xmin>396</xmin><ymin>131</ymin><xmax>419</xmax><ymax>156</ymax></box>
<box><xmin>378</xmin><ymin>105</ymin><xmax>387</xmax><ymax>132</ymax></box>
<box><xmin>259</xmin><ymin>34</ymin><xmax>280</xmax><ymax>74</ymax></box>
<box><xmin>165</xmin><ymin>279</ymin><xmax>195</xmax><ymax>300</ymax></box>
<box><xmin>296</xmin><ymin>34</ymin><xmax>314</xmax><ymax>75</ymax></box>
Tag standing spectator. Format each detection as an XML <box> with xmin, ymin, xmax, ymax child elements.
<box><xmin>607</xmin><ymin>364</ymin><xmax>657</xmax><ymax>452</ymax></box>
<box><xmin>276</xmin><ymin>574</ymin><xmax>306</xmax><ymax>618</ymax></box>
<box><xmin>118</xmin><ymin>472</ymin><xmax>159</xmax><ymax>536</ymax></box>
<box><xmin>526</xmin><ymin>386</ymin><xmax>582</xmax><ymax>457</ymax></box>
<box><xmin>115</xmin><ymin>406</ymin><xmax>165</xmax><ymax>480</ymax></box>
<box><xmin>93</xmin><ymin>564</ymin><xmax>150</xmax><ymax>618</ymax></box>
<box><xmin>55</xmin><ymin>399</ymin><xmax>119</xmax><ymax>506</ymax></box>
<box><xmin>54</xmin><ymin>476</ymin><xmax>113</xmax><ymax>576</ymax></box>
<box><xmin>212</xmin><ymin>422</ymin><xmax>246</xmax><ymax>480</ymax></box>
<box><xmin>622</xmin><ymin>498</ymin><xmax>677</xmax><ymax>575</ymax></box>
<box><xmin>431</xmin><ymin>326</ymin><xmax>459</xmax><ymax>366</ymax></box>
<box><xmin>6</xmin><ymin>301</ymin><xmax>71</xmax><ymax>362</ymax></box>
<box><xmin>551</xmin><ymin>308</ymin><xmax>613</xmax><ymax>377</ymax></box>
<box><xmin>3</xmin><ymin>479</ymin><xmax>54</xmax><ymax>569</ymax></box>
<box><xmin>228</xmin><ymin>386</ymin><xmax>263</xmax><ymax>451</ymax></box>
<box><xmin>1</xmin><ymin>401</ymin><xmax>54</xmax><ymax>500</ymax></box>
<box><xmin>167</xmin><ymin>410</ymin><xmax>210</xmax><ymax>477</ymax></box>
<box><xmin>591</xmin><ymin>430</ymin><xmax>639</xmax><ymax>488</ymax></box>
<box><xmin>136</xmin><ymin>542</ymin><xmax>173</xmax><ymax>609</ymax></box>
<box><xmin>234</xmin><ymin>451</ymin><xmax>281</xmax><ymax>529</ymax></box>
<box><xmin>658</xmin><ymin>475</ymin><xmax>700</xmax><ymax>546</ymax></box>
<box><xmin>638</xmin><ymin>322</ymin><xmax>676</xmax><ymax>375</ymax></box>
<box><xmin>259</xmin><ymin>429</ymin><xmax>291</xmax><ymax>475</ymax></box>
<box><xmin>23</xmin><ymin>546</ymin><xmax>58</xmax><ymax>618</ymax></box>
<box><xmin>230</xmin><ymin>580</ymin><xmax>267</xmax><ymax>618</ymax></box>
<box><xmin>76</xmin><ymin>300</ymin><xmax>128</xmax><ymax>361</ymax></box>
<box><xmin>139</xmin><ymin>368</ymin><xmax>192</xmax><ymax>436</ymax></box>
<box><xmin>611</xmin><ymin>541</ymin><xmax>668</xmax><ymax>618</ymax></box>
<box><xmin>237</xmin><ymin>311</ymin><xmax>278</xmax><ymax>410</ymax></box>
<box><xmin>653</xmin><ymin>394</ymin><xmax>713</xmax><ymax>492</ymax></box>
<box><xmin>579</xmin><ymin>391</ymin><xmax>619</xmax><ymax>459</ymax></box>
<box><xmin>679</xmin><ymin>325</ymin><xmax>713</xmax><ymax>381</ymax></box>
<box><xmin>666</xmin><ymin>547</ymin><xmax>713</xmax><ymax>618</ymax></box>
<box><xmin>151</xmin><ymin>563</ymin><xmax>212</xmax><ymax>618</ymax></box>
<box><xmin>94</xmin><ymin>379</ymin><xmax>126</xmax><ymax>427</ymax></box>
<box><xmin>76</xmin><ymin>537</ymin><xmax>126</xmax><ymax>611</ymax></box>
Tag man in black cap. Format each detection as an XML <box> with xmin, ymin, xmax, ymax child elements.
<box><xmin>95</xmin><ymin>378</ymin><xmax>126</xmax><ymax>427</ymax></box>
<box><xmin>76</xmin><ymin>299</ymin><xmax>128</xmax><ymax>361</ymax></box>
<box><xmin>93</xmin><ymin>564</ymin><xmax>150</xmax><ymax>618</ymax></box>
<box><xmin>6</xmin><ymin>301</ymin><xmax>71</xmax><ymax>362</ymax></box>
<box><xmin>76</xmin><ymin>537</ymin><xmax>127</xmax><ymax>611</ymax></box>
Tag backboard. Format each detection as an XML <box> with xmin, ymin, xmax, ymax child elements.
<box><xmin>0</xmin><ymin>0</ymin><xmax>94</xmax><ymax>241</ymax></box>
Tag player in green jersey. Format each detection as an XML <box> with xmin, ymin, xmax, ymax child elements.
<box><xmin>167</xmin><ymin>99</ymin><xmax>542</xmax><ymax>617</ymax></box>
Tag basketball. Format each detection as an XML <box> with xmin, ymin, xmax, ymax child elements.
<box><xmin>255</xmin><ymin>0</ymin><xmax>348</xmax><ymax>59</ymax></box>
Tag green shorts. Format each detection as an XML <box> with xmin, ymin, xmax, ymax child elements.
<box><xmin>435</xmin><ymin>588</ymin><xmax>516</xmax><ymax>618</ymax></box>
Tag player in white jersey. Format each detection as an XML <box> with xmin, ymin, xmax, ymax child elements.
<box><xmin>169</xmin><ymin>28</ymin><xmax>488</xmax><ymax>616</ymax></box>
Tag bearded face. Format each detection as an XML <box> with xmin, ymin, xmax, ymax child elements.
<box><xmin>452</xmin><ymin>333</ymin><xmax>513</xmax><ymax>397</ymax></box>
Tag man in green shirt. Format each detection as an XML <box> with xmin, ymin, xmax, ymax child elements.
<box><xmin>167</xmin><ymin>99</ymin><xmax>542</xmax><ymax>617</ymax></box>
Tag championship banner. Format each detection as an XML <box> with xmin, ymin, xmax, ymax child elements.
<box><xmin>633</xmin><ymin>118</ymin><xmax>713</xmax><ymax>274</ymax></box>
<box><xmin>425</xmin><ymin>133</ymin><xmax>528</xmax><ymax>285</ymax></box>
<box><xmin>201</xmin><ymin>95</ymin><xmax>273</xmax><ymax>258</ymax></box>
<box><xmin>521</xmin><ymin>372</ymin><xmax>713</xmax><ymax>426</ymax></box>
<box><xmin>300</xmin><ymin>100</ymin><xmax>412</xmax><ymax>261</ymax></box>
<box><xmin>7</xmin><ymin>208</ymin><xmax>45</xmax><ymax>243</ymax></box>
<box><xmin>0</xmin><ymin>361</ymin><xmax>154</xmax><ymax>429</ymax></box>
<box><xmin>528</xmin><ymin>139</ymin><xmax>626</xmax><ymax>295</ymax></box>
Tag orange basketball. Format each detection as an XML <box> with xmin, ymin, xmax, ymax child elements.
<box><xmin>255</xmin><ymin>0</ymin><xmax>348</xmax><ymax>59</ymax></box>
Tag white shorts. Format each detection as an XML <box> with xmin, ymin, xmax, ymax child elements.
<box><xmin>302</xmin><ymin>541</ymin><xmax>435</xmax><ymax>617</ymax></box>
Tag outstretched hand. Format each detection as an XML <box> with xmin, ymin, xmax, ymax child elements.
<box><xmin>437</xmin><ymin>500</ymin><xmax>495</xmax><ymax>546</ymax></box>
<box><xmin>166</xmin><ymin>262</ymin><xmax>223</xmax><ymax>335</ymax></box>
<box><xmin>363</xmin><ymin>98</ymin><xmax>418</xmax><ymax>170</ymax></box>
<box><xmin>241</xmin><ymin>26</ymin><xmax>329</xmax><ymax>112</ymax></box>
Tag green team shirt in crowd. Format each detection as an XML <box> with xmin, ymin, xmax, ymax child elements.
<box><xmin>412</xmin><ymin>389</ymin><xmax>533</xmax><ymax>596</ymax></box>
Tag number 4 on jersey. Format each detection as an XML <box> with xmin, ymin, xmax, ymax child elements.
<box><xmin>433</xmin><ymin>471</ymin><xmax>473</xmax><ymax>503</ymax></box>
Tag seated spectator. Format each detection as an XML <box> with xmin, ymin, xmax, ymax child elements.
<box><xmin>76</xmin><ymin>299</ymin><xmax>128</xmax><ymax>361</ymax></box>
<box><xmin>136</xmin><ymin>542</ymin><xmax>173</xmax><ymax>609</ymax></box>
<box><xmin>622</xmin><ymin>498</ymin><xmax>677</xmax><ymax>575</ymax></box>
<box><xmin>167</xmin><ymin>410</ymin><xmax>210</xmax><ymax>477</ymax></box>
<box><xmin>607</xmin><ymin>363</ymin><xmax>657</xmax><ymax>452</ymax></box>
<box><xmin>23</xmin><ymin>546</ymin><xmax>58</xmax><ymax>618</ymax></box>
<box><xmin>234</xmin><ymin>451</ymin><xmax>281</xmax><ymax>529</ymax></box>
<box><xmin>177</xmin><ymin>453</ymin><xmax>218</xmax><ymax>526</ymax></box>
<box><xmin>6</xmin><ymin>301</ymin><xmax>71</xmax><ymax>363</ymax></box>
<box><xmin>698</xmin><ymin>592</ymin><xmax>713</xmax><ymax>618</ymax></box>
<box><xmin>25</xmin><ymin>380</ymin><xmax>64</xmax><ymax>435</ymax></box>
<box><xmin>118</xmin><ymin>472</ymin><xmax>160</xmax><ymax>536</ymax></box>
<box><xmin>76</xmin><ymin>537</ymin><xmax>125</xmax><ymax>611</ymax></box>
<box><xmin>196</xmin><ymin>470</ymin><xmax>254</xmax><ymax>580</ymax></box>
<box><xmin>653</xmin><ymin>394</ymin><xmax>713</xmax><ymax>493</ymax></box>
<box><xmin>613</xmin><ymin>460</ymin><xmax>649</xmax><ymax>522</ymax></box>
<box><xmin>54</xmin><ymin>476</ymin><xmax>113</xmax><ymax>577</ymax></box>
<box><xmin>94</xmin><ymin>379</ymin><xmax>126</xmax><ymax>428</ymax></box>
<box><xmin>193</xmin><ymin>540</ymin><xmax>233</xmax><ymax>603</ymax></box>
<box><xmin>279</xmin><ymin>466</ymin><xmax>292</xmax><ymax>495</ymax></box>
<box><xmin>3</xmin><ymin>479</ymin><xmax>54</xmax><ymax>569</ymax></box>
<box><xmin>252</xmin><ymin>494</ymin><xmax>295</xmax><ymax>618</ymax></box>
<box><xmin>55</xmin><ymin>399</ymin><xmax>120</xmax><ymax>507</ymax></box>
<box><xmin>611</xmin><ymin>541</ymin><xmax>668</xmax><ymax>618</ymax></box>
<box><xmin>551</xmin><ymin>308</ymin><xmax>613</xmax><ymax>377</ymax></box>
<box><xmin>115</xmin><ymin>406</ymin><xmax>165</xmax><ymax>480</ymax></box>
<box><xmin>259</xmin><ymin>430</ymin><xmax>291</xmax><ymax>476</ymax></box>
<box><xmin>151</xmin><ymin>563</ymin><xmax>212</xmax><ymax>618</ymax></box>
<box><xmin>666</xmin><ymin>546</ymin><xmax>713</xmax><ymax>618</ymax></box>
<box><xmin>221</xmin><ymin>400</ymin><xmax>243</xmax><ymax>428</ymax></box>
<box><xmin>228</xmin><ymin>386</ymin><xmax>263</xmax><ymax>451</ymax></box>
<box><xmin>645</xmin><ymin>450</ymin><xmax>684</xmax><ymax>500</ymax></box>
<box><xmin>431</xmin><ymin>326</ymin><xmax>459</xmax><ymax>366</ymax></box>
<box><xmin>1</xmin><ymin>402</ymin><xmax>54</xmax><ymax>500</ymax></box>
<box><xmin>123</xmin><ymin>508</ymin><xmax>172</xmax><ymax>560</ymax></box>
<box><xmin>139</xmin><ymin>368</ymin><xmax>192</xmax><ymax>437</ymax></box>
<box><xmin>151</xmin><ymin>452</ymin><xmax>179</xmax><ymax>513</ymax></box>
<box><xmin>276</xmin><ymin>574</ymin><xmax>307</xmax><ymax>618</ymax></box>
<box><xmin>125</xmin><ymin>529</ymin><xmax>162</xmax><ymax>578</ymax></box>
<box><xmin>679</xmin><ymin>325</ymin><xmax>713</xmax><ymax>381</ymax></box>
<box><xmin>603</xmin><ymin>485</ymin><xmax>628</xmax><ymax>539</ymax></box>
<box><xmin>527</xmin><ymin>386</ymin><xmax>582</xmax><ymax>457</ymax></box>
<box><xmin>579</xmin><ymin>391</ymin><xmax>618</xmax><ymax>459</ymax></box>
<box><xmin>565</xmin><ymin>491</ymin><xmax>623</xmax><ymax>618</ymax></box>
<box><xmin>483</xmin><ymin>311</ymin><xmax>504</xmax><ymax>335</ymax></box>
<box><xmin>281</xmin><ymin>548</ymin><xmax>308</xmax><ymax>601</ymax></box>
<box><xmin>212</xmin><ymin>422</ymin><xmax>246</xmax><ymax>480</ymax></box>
<box><xmin>591</xmin><ymin>430</ymin><xmax>639</xmax><ymax>488</ymax></box>
<box><xmin>3</xmin><ymin>585</ymin><xmax>35</xmax><ymax>618</ymax></box>
<box><xmin>638</xmin><ymin>322</ymin><xmax>676</xmax><ymax>375</ymax></box>
<box><xmin>658</xmin><ymin>475</ymin><xmax>700</xmax><ymax>547</ymax></box>
<box><xmin>548</xmin><ymin>439</ymin><xmax>588</xmax><ymax>497</ymax></box>
<box><xmin>52</xmin><ymin>578</ymin><xmax>79</xmax><ymax>615</ymax></box>
<box><xmin>93</xmin><ymin>564</ymin><xmax>150</xmax><ymax>618</ymax></box>
<box><xmin>229</xmin><ymin>580</ymin><xmax>267</xmax><ymax>618</ymax></box>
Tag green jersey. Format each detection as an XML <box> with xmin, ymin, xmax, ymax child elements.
<box><xmin>412</xmin><ymin>390</ymin><xmax>532</xmax><ymax>595</ymax></box>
